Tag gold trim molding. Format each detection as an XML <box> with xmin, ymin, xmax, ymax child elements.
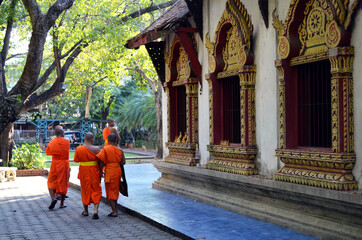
<box><xmin>272</xmin><ymin>0</ymin><xmax>358</xmax><ymax>191</ymax></box>
<box><xmin>207</xmin><ymin>145</ymin><xmax>257</xmax><ymax>175</ymax></box>
<box><xmin>164</xmin><ymin>36</ymin><xmax>199</xmax><ymax>166</ymax></box>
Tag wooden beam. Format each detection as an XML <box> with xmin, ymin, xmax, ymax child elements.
<box><xmin>176</xmin><ymin>30</ymin><xmax>202</xmax><ymax>86</ymax></box>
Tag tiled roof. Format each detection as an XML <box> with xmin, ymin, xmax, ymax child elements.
<box><xmin>125</xmin><ymin>0</ymin><xmax>190</xmax><ymax>49</ymax></box>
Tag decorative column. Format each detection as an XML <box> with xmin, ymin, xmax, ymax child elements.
<box><xmin>329</xmin><ymin>47</ymin><xmax>354</xmax><ymax>154</ymax></box>
<box><xmin>239</xmin><ymin>65</ymin><xmax>256</xmax><ymax>147</ymax></box>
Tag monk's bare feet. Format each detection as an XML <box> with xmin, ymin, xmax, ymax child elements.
<box><xmin>108</xmin><ymin>212</ymin><xmax>117</xmax><ymax>217</ymax></box>
<box><xmin>49</xmin><ymin>200</ymin><xmax>57</xmax><ymax>209</ymax></box>
<box><xmin>82</xmin><ymin>205</ymin><xmax>89</xmax><ymax>216</ymax></box>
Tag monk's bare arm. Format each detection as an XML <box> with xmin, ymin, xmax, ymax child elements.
<box><xmin>121</xmin><ymin>150</ymin><xmax>126</xmax><ymax>165</ymax></box>
<box><xmin>90</xmin><ymin>146</ymin><xmax>101</xmax><ymax>155</ymax></box>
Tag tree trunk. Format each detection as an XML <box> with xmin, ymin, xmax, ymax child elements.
<box><xmin>155</xmin><ymin>81</ymin><xmax>163</xmax><ymax>159</ymax></box>
<box><xmin>0</xmin><ymin>122</ymin><xmax>14</xmax><ymax>166</ymax></box>
<box><xmin>84</xmin><ymin>85</ymin><xmax>92</xmax><ymax>119</ymax></box>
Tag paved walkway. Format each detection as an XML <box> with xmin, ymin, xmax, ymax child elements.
<box><xmin>70</xmin><ymin>163</ymin><xmax>320</xmax><ymax>240</ymax></box>
<box><xmin>0</xmin><ymin>176</ymin><xmax>179</xmax><ymax>240</ymax></box>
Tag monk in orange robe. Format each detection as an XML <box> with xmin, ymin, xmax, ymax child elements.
<box><xmin>97</xmin><ymin>133</ymin><xmax>125</xmax><ymax>217</ymax></box>
<box><xmin>102</xmin><ymin>118</ymin><xmax>120</xmax><ymax>146</ymax></box>
<box><xmin>74</xmin><ymin>132</ymin><xmax>102</xmax><ymax>219</ymax></box>
<box><xmin>46</xmin><ymin>125</ymin><xmax>70</xmax><ymax>209</ymax></box>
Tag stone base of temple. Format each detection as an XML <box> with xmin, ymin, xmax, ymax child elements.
<box><xmin>206</xmin><ymin>145</ymin><xmax>257</xmax><ymax>175</ymax></box>
<box><xmin>165</xmin><ymin>142</ymin><xmax>198</xmax><ymax>166</ymax></box>
<box><xmin>153</xmin><ymin>161</ymin><xmax>362</xmax><ymax>240</ymax></box>
<box><xmin>275</xmin><ymin>149</ymin><xmax>358</xmax><ymax>191</ymax></box>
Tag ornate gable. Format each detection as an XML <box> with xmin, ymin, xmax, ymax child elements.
<box><xmin>273</xmin><ymin>0</ymin><xmax>360</xmax><ymax>59</ymax></box>
<box><xmin>205</xmin><ymin>0</ymin><xmax>254</xmax><ymax>74</ymax></box>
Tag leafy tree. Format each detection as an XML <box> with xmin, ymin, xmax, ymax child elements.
<box><xmin>0</xmin><ymin>0</ymin><xmax>176</xmax><ymax>165</ymax></box>
<box><xmin>115</xmin><ymin>88</ymin><xmax>156</xmax><ymax>142</ymax></box>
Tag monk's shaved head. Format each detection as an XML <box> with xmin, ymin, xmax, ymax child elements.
<box><xmin>108</xmin><ymin>133</ymin><xmax>117</xmax><ymax>144</ymax></box>
<box><xmin>54</xmin><ymin>125</ymin><xmax>64</xmax><ymax>137</ymax></box>
<box><xmin>107</xmin><ymin>118</ymin><xmax>115</xmax><ymax>127</ymax></box>
<box><xmin>84</xmin><ymin>132</ymin><xmax>94</xmax><ymax>142</ymax></box>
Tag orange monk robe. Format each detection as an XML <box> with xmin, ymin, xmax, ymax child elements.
<box><xmin>46</xmin><ymin>137</ymin><xmax>70</xmax><ymax>195</ymax></box>
<box><xmin>102</xmin><ymin>127</ymin><xmax>111</xmax><ymax>145</ymax></box>
<box><xmin>96</xmin><ymin>145</ymin><xmax>123</xmax><ymax>200</ymax></box>
<box><xmin>74</xmin><ymin>146</ymin><xmax>102</xmax><ymax>205</ymax></box>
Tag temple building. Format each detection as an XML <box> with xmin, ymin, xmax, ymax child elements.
<box><xmin>126</xmin><ymin>0</ymin><xmax>362</xmax><ymax>238</ymax></box>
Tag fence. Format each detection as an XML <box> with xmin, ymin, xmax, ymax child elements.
<box><xmin>13</xmin><ymin>130</ymin><xmax>55</xmax><ymax>143</ymax></box>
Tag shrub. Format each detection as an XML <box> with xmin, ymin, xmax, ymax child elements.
<box><xmin>11</xmin><ymin>143</ymin><xmax>45</xmax><ymax>169</ymax></box>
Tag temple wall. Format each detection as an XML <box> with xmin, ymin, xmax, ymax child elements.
<box><xmin>162</xmin><ymin>0</ymin><xmax>362</xmax><ymax>185</ymax></box>
<box><xmin>245</xmin><ymin>0</ymin><xmax>279</xmax><ymax>175</ymax></box>
<box><xmin>352</xmin><ymin>10</ymin><xmax>362</xmax><ymax>189</ymax></box>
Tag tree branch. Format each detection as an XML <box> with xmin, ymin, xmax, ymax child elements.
<box><xmin>21</xmin><ymin>0</ymin><xmax>42</xmax><ymax>25</ymax></box>
<box><xmin>45</xmin><ymin>0</ymin><xmax>74</xmax><ymax>31</ymax></box>
<box><xmin>32</xmin><ymin>40</ymin><xmax>83</xmax><ymax>92</ymax></box>
<box><xmin>23</xmin><ymin>41</ymin><xmax>87</xmax><ymax>113</ymax></box>
<box><xmin>126</xmin><ymin>67</ymin><xmax>156</xmax><ymax>94</ymax></box>
<box><xmin>89</xmin><ymin>76</ymin><xmax>107</xmax><ymax>87</ymax></box>
<box><xmin>117</xmin><ymin>0</ymin><xmax>177</xmax><ymax>24</ymax></box>
<box><xmin>1</xmin><ymin>0</ymin><xmax>17</xmax><ymax>95</ymax></box>
<box><xmin>6</xmin><ymin>53</ymin><xmax>27</xmax><ymax>61</ymax></box>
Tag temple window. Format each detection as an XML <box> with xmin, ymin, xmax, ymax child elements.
<box><xmin>164</xmin><ymin>37</ymin><xmax>199</xmax><ymax>166</ymax></box>
<box><xmin>296</xmin><ymin>60</ymin><xmax>331</xmax><ymax>148</ymax></box>
<box><xmin>175</xmin><ymin>86</ymin><xmax>187</xmax><ymax>139</ymax></box>
<box><xmin>205</xmin><ymin>0</ymin><xmax>257</xmax><ymax>175</ymax></box>
<box><xmin>221</xmin><ymin>76</ymin><xmax>241</xmax><ymax>144</ymax></box>
<box><xmin>272</xmin><ymin>0</ymin><xmax>358</xmax><ymax>190</ymax></box>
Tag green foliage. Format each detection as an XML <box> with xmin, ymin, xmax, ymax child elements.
<box><xmin>11</xmin><ymin>143</ymin><xmax>45</xmax><ymax>170</ymax></box>
<box><xmin>134</xmin><ymin>140</ymin><xmax>156</xmax><ymax>149</ymax></box>
<box><xmin>115</xmin><ymin>87</ymin><xmax>156</xmax><ymax>140</ymax></box>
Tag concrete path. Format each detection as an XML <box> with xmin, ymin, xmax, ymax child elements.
<box><xmin>0</xmin><ymin>176</ymin><xmax>179</xmax><ymax>240</ymax></box>
<box><xmin>70</xmin><ymin>163</ymin><xmax>320</xmax><ymax>240</ymax></box>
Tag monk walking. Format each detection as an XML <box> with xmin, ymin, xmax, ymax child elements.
<box><xmin>74</xmin><ymin>132</ymin><xmax>102</xmax><ymax>220</ymax></box>
<box><xmin>46</xmin><ymin>125</ymin><xmax>70</xmax><ymax>209</ymax></box>
<box><xmin>97</xmin><ymin>133</ymin><xmax>125</xmax><ymax>217</ymax></box>
<box><xmin>102</xmin><ymin>118</ymin><xmax>120</xmax><ymax>146</ymax></box>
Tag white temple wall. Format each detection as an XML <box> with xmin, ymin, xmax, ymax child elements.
<box><xmin>162</xmin><ymin>0</ymin><xmax>362</xmax><ymax>185</ymax></box>
<box><xmin>351</xmin><ymin>9</ymin><xmax>362</xmax><ymax>189</ymax></box>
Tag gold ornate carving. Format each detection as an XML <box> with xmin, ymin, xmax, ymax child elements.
<box><xmin>299</xmin><ymin>2</ymin><xmax>331</xmax><ymax>55</ymax></box>
<box><xmin>205</xmin><ymin>0</ymin><xmax>257</xmax><ymax>175</ymax></box>
<box><xmin>344</xmin><ymin>0</ymin><xmax>360</xmax><ymax>30</ymax></box>
<box><xmin>272</xmin><ymin>9</ymin><xmax>286</xmax><ymax>36</ymax></box>
<box><xmin>166</xmin><ymin>88</ymin><xmax>171</xmax><ymax>141</ymax></box>
<box><xmin>164</xmin><ymin>36</ymin><xmax>199</xmax><ymax>166</ymax></box>
<box><xmin>329</xmin><ymin>47</ymin><xmax>354</xmax><ymax>153</ymax></box>
<box><xmin>277</xmin><ymin>36</ymin><xmax>290</xmax><ymax>59</ymax></box>
<box><xmin>273</xmin><ymin>0</ymin><xmax>358</xmax><ymax>192</ymax></box>
<box><xmin>176</xmin><ymin>47</ymin><xmax>191</xmax><ymax>81</ymax></box>
<box><xmin>325</xmin><ymin>20</ymin><xmax>341</xmax><ymax>48</ymax></box>
<box><xmin>274</xmin><ymin>149</ymin><xmax>358</xmax><ymax>191</ymax></box>
<box><xmin>205</xmin><ymin>0</ymin><xmax>253</xmax><ymax>71</ymax></box>
<box><xmin>205</xmin><ymin>33</ymin><xmax>217</xmax><ymax>73</ymax></box>
<box><xmin>165</xmin><ymin>142</ymin><xmax>197</xmax><ymax>166</ymax></box>
<box><xmin>273</xmin><ymin>0</ymin><xmax>357</xmax><ymax>57</ymax></box>
<box><xmin>275</xmin><ymin>60</ymin><xmax>286</xmax><ymax>149</ymax></box>
<box><xmin>207</xmin><ymin>77</ymin><xmax>214</xmax><ymax>145</ymax></box>
<box><xmin>223</xmin><ymin>27</ymin><xmax>246</xmax><ymax>71</ymax></box>
<box><xmin>206</xmin><ymin>145</ymin><xmax>257</xmax><ymax>175</ymax></box>
<box><xmin>290</xmin><ymin>51</ymin><xmax>329</xmax><ymax>65</ymax></box>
